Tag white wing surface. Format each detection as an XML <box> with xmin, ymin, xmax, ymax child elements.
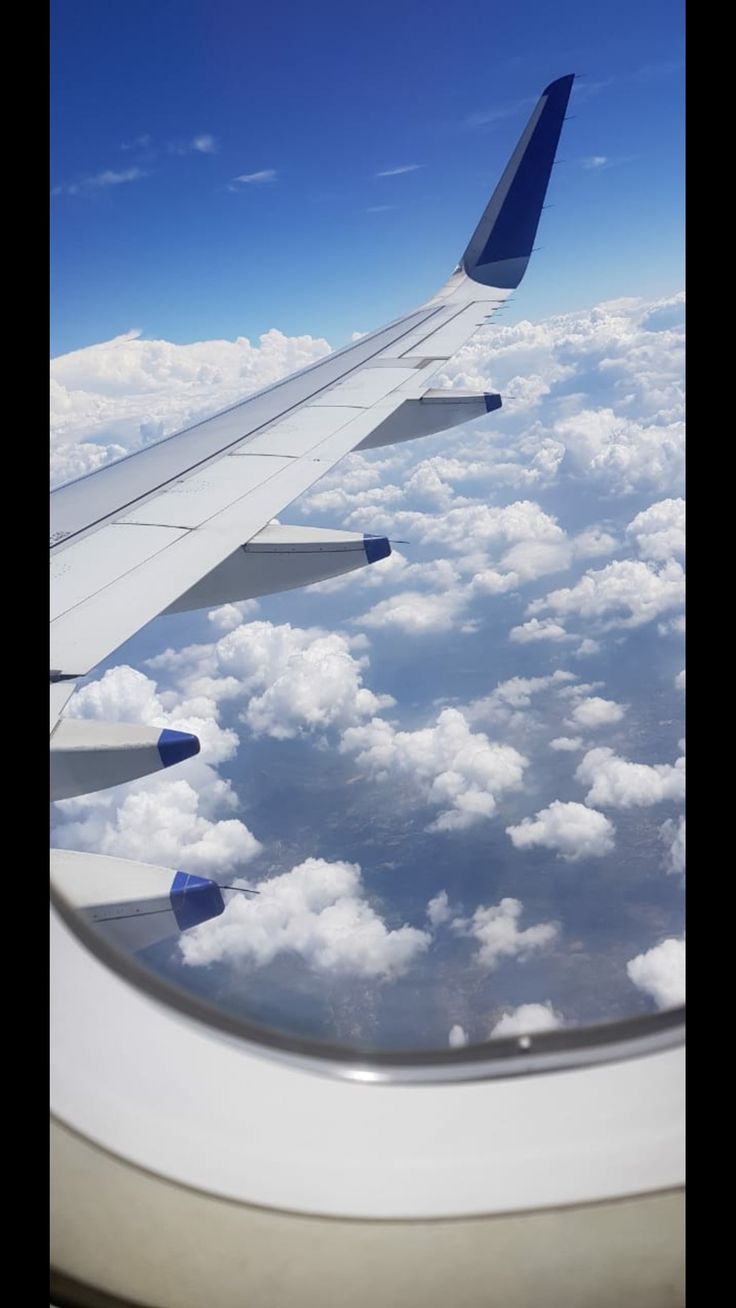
<box><xmin>51</xmin><ymin>78</ymin><xmax>573</xmax><ymax>688</ymax></box>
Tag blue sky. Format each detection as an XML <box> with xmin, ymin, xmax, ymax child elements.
<box><xmin>51</xmin><ymin>0</ymin><xmax>684</xmax><ymax>356</ymax></box>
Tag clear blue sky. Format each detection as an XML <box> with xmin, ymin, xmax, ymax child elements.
<box><xmin>51</xmin><ymin>0</ymin><xmax>684</xmax><ymax>357</ymax></box>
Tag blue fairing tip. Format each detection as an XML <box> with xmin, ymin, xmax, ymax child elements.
<box><xmin>484</xmin><ymin>393</ymin><xmax>502</xmax><ymax>413</ymax></box>
<box><xmin>158</xmin><ymin>728</ymin><xmax>201</xmax><ymax>768</ymax></box>
<box><xmin>170</xmin><ymin>871</ymin><xmax>225</xmax><ymax>931</ymax></box>
<box><xmin>364</xmin><ymin>535</ymin><xmax>392</xmax><ymax>564</ymax></box>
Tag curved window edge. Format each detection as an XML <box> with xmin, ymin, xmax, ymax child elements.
<box><xmin>51</xmin><ymin>886</ymin><xmax>685</xmax><ymax>1086</ymax></box>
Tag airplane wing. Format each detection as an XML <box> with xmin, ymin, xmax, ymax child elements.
<box><xmin>50</xmin><ymin>75</ymin><xmax>574</xmax><ymax>778</ymax></box>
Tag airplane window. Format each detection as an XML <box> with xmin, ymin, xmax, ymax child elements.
<box><xmin>51</xmin><ymin>292</ymin><xmax>685</xmax><ymax>1060</ymax></box>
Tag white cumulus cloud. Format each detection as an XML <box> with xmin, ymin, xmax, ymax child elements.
<box><xmin>427</xmin><ymin>890</ymin><xmax>452</xmax><ymax>927</ymax></box>
<box><xmin>148</xmin><ymin>620</ymin><xmax>393</xmax><ymax>742</ymax></box>
<box><xmin>179</xmin><ymin>858</ymin><xmax>430</xmax><ymax>978</ymax></box>
<box><xmin>571</xmin><ymin>696</ymin><xmax>625</xmax><ymax>729</ymax></box>
<box><xmin>575</xmin><ymin>746</ymin><xmax>685</xmax><ymax>808</ymax></box>
<box><xmin>626</xmin><ymin>498</ymin><xmax>685</xmax><ymax>561</ymax></box>
<box><xmin>340</xmin><ymin>708</ymin><xmax>528</xmax><ymax>831</ymax></box>
<box><xmin>528</xmin><ymin>558</ymin><xmax>684</xmax><ymax>630</ymax></box>
<box><xmin>54</xmin><ymin>778</ymin><xmax>262</xmax><ymax>875</ymax></box>
<box><xmin>452</xmin><ymin>897</ymin><xmax>558</xmax><ymax>969</ymax></box>
<box><xmin>506</xmin><ymin>800</ymin><xmax>615</xmax><ymax>861</ymax></box>
<box><xmin>549</xmin><ymin>736</ymin><xmax>584</xmax><ymax>751</ymax></box>
<box><xmin>509</xmin><ymin>617</ymin><xmax>571</xmax><ymax>643</ymax></box>
<box><xmin>490</xmin><ymin>1001</ymin><xmax>564</xmax><ymax>1037</ymax></box>
<box><xmin>627</xmin><ymin>937</ymin><xmax>685</xmax><ymax>1009</ymax></box>
<box><xmin>51</xmin><ymin>327</ymin><xmax>330</xmax><ymax>484</ymax></box>
<box><xmin>660</xmin><ymin>815</ymin><xmax>685</xmax><ymax>878</ymax></box>
<box><xmin>448</xmin><ymin>1024</ymin><xmax>469</xmax><ymax>1048</ymax></box>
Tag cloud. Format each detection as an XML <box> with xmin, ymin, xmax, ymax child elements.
<box><xmin>509</xmin><ymin>617</ymin><xmax>571</xmax><ymax>643</ymax></box>
<box><xmin>575</xmin><ymin>746</ymin><xmax>685</xmax><ymax>808</ymax></box>
<box><xmin>570</xmin><ymin>696</ymin><xmax>625</xmax><ymax>730</ymax></box>
<box><xmin>52</xmin><ymin>167</ymin><xmax>147</xmax><ymax>198</ymax></box>
<box><xmin>581</xmin><ymin>156</ymin><xmax>608</xmax><ymax>169</ymax></box>
<box><xmin>179</xmin><ymin>858</ymin><xmax>430</xmax><ymax>978</ymax></box>
<box><xmin>528</xmin><ymin>558</ymin><xmax>684</xmax><ymax>630</ymax></box>
<box><xmin>506</xmin><ymin>800</ymin><xmax>615</xmax><ymax>861</ymax></box>
<box><xmin>207</xmin><ymin>600</ymin><xmax>260</xmax><ymax>633</ymax></box>
<box><xmin>366</xmin><ymin>205</ymin><xmax>394</xmax><ymax>213</ymax></box>
<box><xmin>427</xmin><ymin>890</ymin><xmax>452</xmax><ymax>927</ymax></box>
<box><xmin>168</xmin><ymin>134</ymin><xmax>219</xmax><ymax>156</ymax></box>
<box><xmin>234</xmin><ymin>624</ymin><xmax>394</xmax><ymax>739</ymax></box>
<box><xmin>452</xmin><ymin>897</ymin><xmax>558</xmax><ymax>970</ymax></box>
<box><xmin>552</xmin><ymin>409</ymin><xmax>684</xmax><ymax>494</ymax></box>
<box><xmin>660</xmin><ymin>816</ymin><xmax>685</xmax><ymax>878</ymax></box>
<box><xmin>412</xmin><ymin>500</ymin><xmax>567</xmax><ymax>555</ymax></box>
<box><xmin>463</xmin><ymin>96</ymin><xmax>535</xmax><ymax>130</ymax></box>
<box><xmin>490</xmin><ymin>1002</ymin><xmax>563</xmax><ymax>1037</ymax></box>
<box><xmin>549</xmin><ymin>736</ymin><xmax>584</xmax><ymax>752</ymax></box>
<box><xmin>341</xmin><ymin>708</ymin><xmax>528</xmax><ymax>831</ymax></box>
<box><xmin>121</xmin><ymin>134</ymin><xmax>152</xmax><ymax>151</ymax></box>
<box><xmin>340</xmin><ymin>500</ymin><xmax>596</xmax><ymax>632</ymax></box>
<box><xmin>51</xmin><ymin>327</ymin><xmax>330</xmax><ymax>484</ymax></box>
<box><xmin>466</xmin><ymin>670</ymin><xmax>576</xmax><ymax>726</ymax></box>
<box><xmin>627</xmin><ymin>938</ymin><xmax>685</xmax><ymax>1009</ymax></box>
<box><xmin>232</xmin><ymin>169</ymin><xmax>277</xmax><ymax>184</ymax></box>
<box><xmin>626</xmin><ymin>498</ymin><xmax>685</xmax><ymax>561</ymax></box>
<box><xmin>376</xmin><ymin>164</ymin><xmax>423</xmax><ymax>176</ymax></box>
<box><xmin>575</xmin><ymin>639</ymin><xmax>601</xmax><ymax>658</ymax></box>
<box><xmin>354</xmin><ymin>588</ymin><xmax>470</xmax><ymax>635</ymax></box>
<box><xmin>149</xmin><ymin>619</ymin><xmax>393</xmax><ymax>742</ymax></box>
<box><xmin>448</xmin><ymin>1024</ymin><xmax>469</xmax><ymax>1048</ymax></box>
<box><xmin>79</xmin><ymin>168</ymin><xmax>146</xmax><ymax>190</ymax></box>
<box><xmin>54</xmin><ymin>777</ymin><xmax>262</xmax><ymax>876</ymax></box>
<box><xmin>659</xmin><ymin>615</ymin><xmax>686</xmax><ymax>637</ymax></box>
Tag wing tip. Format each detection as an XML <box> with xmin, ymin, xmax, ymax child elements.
<box><xmin>364</xmin><ymin>534</ymin><xmax>392</xmax><ymax>565</ymax></box>
<box><xmin>542</xmin><ymin>73</ymin><xmax>576</xmax><ymax>96</ymax></box>
<box><xmin>461</xmin><ymin>74</ymin><xmax>575</xmax><ymax>290</ymax></box>
<box><xmin>158</xmin><ymin>728</ymin><xmax>201</xmax><ymax>768</ymax></box>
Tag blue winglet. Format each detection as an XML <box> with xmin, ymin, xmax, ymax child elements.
<box><xmin>462</xmin><ymin>74</ymin><xmax>575</xmax><ymax>289</ymax></box>
<box><xmin>170</xmin><ymin>871</ymin><xmax>225</xmax><ymax>931</ymax></box>
<box><xmin>363</xmin><ymin>535</ymin><xmax>392</xmax><ymax>564</ymax></box>
<box><xmin>484</xmin><ymin>393</ymin><xmax>502</xmax><ymax>413</ymax></box>
<box><xmin>157</xmin><ymin>728</ymin><xmax>201</xmax><ymax>768</ymax></box>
